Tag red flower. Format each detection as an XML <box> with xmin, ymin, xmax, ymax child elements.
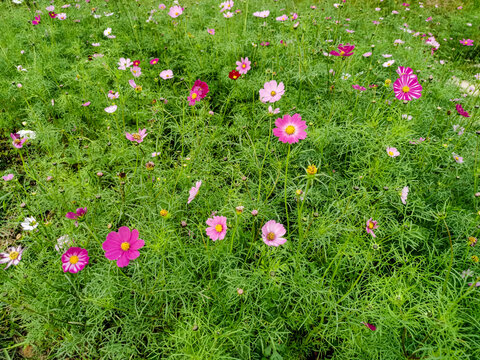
<box><xmin>229</xmin><ymin>70</ymin><xmax>241</xmax><ymax>80</ymax></box>
<box><xmin>49</xmin><ymin>12</ymin><xmax>57</xmax><ymax>18</ymax></box>
<box><xmin>133</xmin><ymin>60</ymin><xmax>141</xmax><ymax>66</ymax></box>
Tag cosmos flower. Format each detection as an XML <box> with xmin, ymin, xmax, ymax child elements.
<box><xmin>125</xmin><ymin>129</ymin><xmax>148</xmax><ymax>144</ymax></box>
<box><xmin>103</xmin><ymin>226</ymin><xmax>145</xmax><ymax>267</ymax></box>
<box><xmin>168</xmin><ymin>5</ymin><xmax>183</xmax><ymax>18</ymax></box>
<box><xmin>455</xmin><ymin>104</ymin><xmax>470</xmax><ymax>117</ymax></box>
<box><xmin>352</xmin><ymin>84</ymin><xmax>366</xmax><ymax>91</ymax></box>
<box><xmin>383</xmin><ymin>60</ymin><xmax>395</xmax><ymax>67</ymax></box>
<box><xmin>386</xmin><ymin>147</ymin><xmax>400</xmax><ymax>157</ymax></box>
<box><xmin>108</xmin><ymin>90</ymin><xmax>119</xmax><ymax>99</ymax></box>
<box><xmin>57</xmin><ymin>13</ymin><xmax>67</xmax><ymax>20</ymax></box>
<box><xmin>188</xmin><ymin>181</ymin><xmax>202</xmax><ymax>204</ymax></box>
<box><xmin>207</xmin><ymin>28</ymin><xmax>215</xmax><ymax>35</ymax></box>
<box><xmin>261</xmin><ymin>220</ymin><xmax>287</xmax><ymax>247</ymax></box>
<box><xmin>32</xmin><ymin>15</ymin><xmax>41</xmax><ymax>25</ymax></box>
<box><xmin>259</xmin><ymin>80</ymin><xmax>285</xmax><ymax>103</ymax></box>
<box><xmin>118</xmin><ymin>58</ymin><xmax>133</xmax><ymax>70</ymax></box>
<box><xmin>276</xmin><ymin>14</ymin><xmax>288</xmax><ymax>21</ymax></box>
<box><xmin>219</xmin><ymin>0</ymin><xmax>234</xmax><ymax>12</ymax></box>
<box><xmin>104</xmin><ymin>105</ymin><xmax>117</xmax><ymax>113</ymax></box>
<box><xmin>55</xmin><ymin>235</ymin><xmax>73</xmax><ymax>252</ymax></box>
<box><xmin>452</xmin><ymin>153</ymin><xmax>464</xmax><ymax>163</ymax></box>
<box><xmin>361</xmin><ymin>322</ymin><xmax>377</xmax><ymax>331</ymax></box>
<box><xmin>2</xmin><ymin>174</ymin><xmax>14</xmax><ymax>181</ymax></box>
<box><xmin>130</xmin><ymin>66</ymin><xmax>142</xmax><ymax>77</ymax></box>
<box><xmin>229</xmin><ymin>70</ymin><xmax>241</xmax><ymax>80</ymax></box>
<box><xmin>0</xmin><ymin>246</ymin><xmax>24</xmax><ymax>269</ymax></box>
<box><xmin>460</xmin><ymin>39</ymin><xmax>474</xmax><ymax>46</ymax></box>
<box><xmin>188</xmin><ymin>80</ymin><xmax>209</xmax><ymax>106</ymax></box>
<box><xmin>10</xmin><ymin>133</ymin><xmax>27</xmax><ymax>149</ymax></box>
<box><xmin>160</xmin><ymin>70</ymin><xmax>173</xmax><ymax>79</ymax></box>
<box><xmin>396</xmin><ymin>66</ymin><xmax>415</xmax><ymax>77</ymax></box>
<box><xmin>21</xmin><ymin>217</ymin><xmax>38</xmax><ymax>231</ymax></box>
<box><xmin>253</xmin><ymin>10</ymin><xmax>270</xmax><ymax>18</ymax></box>
<box><xmin>129</xmin><ymin>79</ymin><xmax>142</xmax><ymax>92</ymax></box>
<box><xmin>401</xmin><ymin>186</ymin><xmax>409</xmax><ymax>204</ymax></box>
<box><xmin>62</xmin><ymin>247</ymin><xmax>89</xmax><ymax>273</ymax></box>
<box><xmin>223</xmin><ymin>11</ymin><xmax>234</xmax><ymax>18</ymax></box>
<box><xmin>453</xmin><ymin>125</ymin><xmax>465</xmax><ymax>136</ymax></box>
<box><xmin>66</xmin><ymin>207</ymin><xmax>87</xmax><ymax>220</ymax></box>
<box><xmin>206</xmin><ymin>216</ymin><xmax>227</xmax><ymax>241</ymax></box>
<box><xmin>330</xmin><ymin>43</ymin><xmax>355</xmax><ymax>57</ymax></box>
<box><xmin>150</xmin><ymin>58</ymin><xmax>159</xmax><ymax>65</ymax></box>
<box><xmin>103</xmin><ymin>28</ymin><xmax>112</xmax><ymax>37</ymax></box>
<box><xmin>366</xmin><ymin>218</ymin><xmax>378</xmax><ymax>237</ymax></box>
<box><xmin>236</xmin><ymin>57</ymin><xmax>251</xmax><ymax>75</ymax></box>
<box><xmin>268</xmin><ymin>106</ymin><xmax>280</xmax><ymax>114</ymax></box>
<box><xmin>393</xmin><ymin>75</ymin><xmax>422</xmax><ymax>101</ymax></box>
<box><xmin>272</xmin><ymin>113</ymin><xmax>307</xmax><ymax>144</ymax></box>
<box><xmin>363</xmin><ymin>52</ymin><xmax>372</xmax><ymax>57</ymax></box>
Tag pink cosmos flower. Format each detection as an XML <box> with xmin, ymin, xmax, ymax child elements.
<box><xmin>223</xmin><ymin>12</ymin><xmax>234</xmax><ymax>18</ymax></box>
<box><xmin>150</xmin><ymin>58</ymin><xmax>159</xmax><ymax>65</ymax></box>
<box><xmin>361</xmin><ymin>322</ymin><xmax>377</xmax><ymax>331</ymax></box>
<box><xmin>363</xmin><ymin>52</ymin><xmax>372</xmax><ymax>57</ymax></box>
<box><xmin>273</xmin><ymin>113</ymin><xmax>307</xmax><ymax>144</ymax></box>
<box><xmin>160</xmin><ymin>70</ymin><xmax>173</xmax><ymax>79</ymax></box>
<box><xmin>366</xmin><ymin>218</ymin><xmax>378</xmax><ymax>237</ymax></box>
<box><xmin>261</xmin><ymin>220</ymin><xmax>287</xmax><ymax>247</ymax></box>
<box><xmin>188</xmin><ymin>181</ymin><xmax>202</xmax><ymax>204</ymax></box>
<box><xmin>118</xmin><ymin>57</ymin><xmax>133</xmax><ymax>70</ymax></box>
<box><xmin>10</xmin><ymin>133</ymin><xmax>27</xmax><ymax>149</ymax></box>
<box><xmin>352</xmin><ymin>85</ymin><xmax>366</xmax><ymax>91</ymax></box>
<box><xmin>188</xmin><ymin>80</ymin><xmax>209</xmax><ymax>106</ymax></box>
<box><xmin>409</xmin><ymin>137</ymin><xmax>425</xmax><ymax>145</ymax></box>
<box><xmin>82</xmin><ymin>101</ymin><xmax>91</xmax><ymax>107</ymax></box>
<box><xmin>236</xmin><ymin>57</ymin><xmax>251</xmax><ymax>75</ymax></box>
<box><xmin>103</xmin><ymin>226</ymin><xmax>145</xmax><ymax>267</ymax></box>
<box><xmin>372</xmin><ymin>21</ymin><xmax>380</xmax><ymax>25</ymax></box>
<box><xmin>2</xmin><ymin>174</ymin><xmax>14</xmax><ymax>181</ymax></box>
<box><xmin>57</xmin><ymin>13</ymin><xmax>67</xmax><ymax>20</ymax></box>
<box><xmin>386</xmin><ymin>147</ymin><xmax>400</xmax><ymax>157</ymax></box>
<box><xmin>393</xmin><ymin>75</ymin><xmax>422</xmax><ymax>101</ymax></box>
<box><xmin>456</xmin><ymin>104</ymin><xmax>470</xmax><ymax>117</ymax></box>
<box><xmin>401</xmin><ymin>186</ymin><xmax>409</xmax><ymax>205</ymax></box>
<box><xmin>130</xmin><ymin>66</ymin><xmax>141</xmax><ymax>77</ymax></box>
<box><xmin>330</xmin><ymin>43</ymin><xmax>355</xmax><ymax>57</ymax></box>
<box><xmin>206</xmin><ymin>216</ymin><xmax>227</xmax><ymax>241</ymax></box>
<box><xmin>253</xmin><ymin>10</ymin><xmax>269</xmax><ymax>18</ymax></box>
<box><xmin>219</xmin><ymin>0</ymin><xmax>234</xmax><ymax>12</ymax></box>
<box><xmin>108</xmin><ymin>90</ymin><xmax>119</xmax><ymax>99</ymax></box>
<box><xmin>453</xmin><ymin>153</ymin><xmax>464</xmax><ymax>164</ymax></box>
<box><xmin>62</xmin><ymin>247</ymin><xmax>89</xmax><ymax>273</ymax></box>
<box><xmin>32</xmin><ymin>15</ymin><xmax>41</xmax><ymax>25</ymax></box>
<box><xmin>125</xmin><ymin>128</ymin><xmax>148</xmax><ymax>144</ymax></box>
<box><xmin>0</xmin><ymin>246</ymin><xmax>24</xmax><ymax>269</ymax></box>
<box><xmin>129</xmin><ymin>79</ymin><xmax>142</xmax><ymax>91</ymax></box>
<box><xmin>66</xmin><ymin>207</ymin><xmax>87</xmax><ymax>220</ymax></box>
<box><xmin>460</xmin><ymin>39</ymin><xmax>474</xmax><ymax>46</ymax></box>
<box><xmin>453</xmin><ymin>125</ymin><xmax>465</xmax><ymax>136</ymax></box>
<box><xmin>169</xmin><ymin>5</ymin><xmax>183</xmax><ymax>18</ymax></box>
<box><xmin>207</xmin><ymin>28</ymin><xmax>215</xmax><ymax>35</ymax></box>
<box><xmin>104</xmin><ymin>105</ymin><xmax>117</xmax><ymax>113</ymax></box>
<box><xmin>259</xmin><ymin>80</ymin><xmax>285</xmax><ymax>103</ymax></box>
<box><xmin>396</xmin><ymin>66</ymin><xmax>415</xmax><ymax>78</ymax></box>
<box><xmin>159</xmin><ymin>4</ymin><xmax>166</xmax><ymax>10</ymax></box>
<box><xmin>276</xmin><ymin>14</ymin><xmax>288</xmax><ymax>21</ymax></box>
<box><xmin>46</xmin><ymin>5</ymin><xmax>55</xmax><ymax>11</ymax></box>
<box><xmin>268</xmin><ymin>105</ymin><xmax>280</xmax><ymax>114</ymax></box>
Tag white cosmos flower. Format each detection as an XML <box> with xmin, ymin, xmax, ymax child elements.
<box><xmin>18</xmin><ymin>130</ymin><xmax>36</xmax><ymax>140</ymax></box>
<box><xmin>383</xmin><ymin>60</ymin><xmax>395</xmax><ymax>67</ymax></box>
<box><xmin>103</xmin><ymin>28</ymin><xmax>112</xmax><ymax>36</ymax></box>
<box><xmin>21</xmin><ymin>217</ymin><xmax>38</xmax><ymax>231</ymax></box>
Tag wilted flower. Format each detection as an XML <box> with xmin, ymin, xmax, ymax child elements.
<box><xmin>188</xmin><ymin>181</ymin><xmax>202</xmax><ymax>204</ymax></box>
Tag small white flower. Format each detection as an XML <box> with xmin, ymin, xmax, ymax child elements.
<box><xmin>12</xmin><ymin>0</ymin><xmax>23</xmax><ymax>4</ymax></box>
<box><xmin>21</xmin><ymin>217</ymin><xmax>38</xmax><ymax>231</ymax></box>
<box><xmin>55</xmin><ymin>235</ymin><xmax>73</xmax><ymax>252</ymax></box>
<box><xmin>341</xmin><ymin>73</ymin><xmax>351</xmax><ymax>80</ymax></box>
<box><xmin>401</xmin><ymin>186</ymin><xmax>409</xmax><ymax>205</ymax></box>
<box><xmin>383</xmin><ymin>60</ymin><xmax>395</xmax><ymax>67</ymax></box>
<box><xmin>103</xmin><ymin>28</ymin><xmax>112</xmax><ymax>37</ymax></box>
<box><xmin>18</xmin><ymin>130</ymin><xmax>36</xmax><ymax>140</ymax></box>
<box><xmin>16</xmin><ymin>65</ymin><xmax>27</xmax><ymax>72</ymax></box>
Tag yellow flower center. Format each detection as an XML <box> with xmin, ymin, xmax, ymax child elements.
<box><xmin>135</xmin><ymin>86</ymin><xmax>142</xmax><ymax>92</ymax></box>
<box><xmin>14</xmin><ymin>139</ymin><xmax>21</xmax><ymax>144</ymax></box>
<box><xmin>285</xmin><ymin>125</ymin><xmax>295</xmax><ymax>135</ymax></box>
<box><xmin>9</xmin><ymin>251</ymin><xmax>19</xmax><ymax>260</ymax></box>
<box><xmin>368</xmin><ymin>222</ymin><xmax>374</xmax><ymax>229</ymax></box>
<box><xmin>340</xmin><ymin>50</ymin><xmax>345</xmax><ymax>55</ymax></box>
<box><xmin>402</xmin><ymin>86</ymin><xmax>410</xmax><ymax>93</ymax></box>
<box><xmin>132</xmin><ymin>133</ymin><xmax>141</xmax><ymax>140</ymax></box>
<box><xmin>267</xmin><ymin>232</ymin><xmax>275</xmax><ymax>241</ymax></box>
<box><xmin>175</xmin><ymin>12</ymin><xmax>179</xmax><ymax>15</ymax></box>
<box><xmin>388</xmin><ymin>151</ymin><xmax>394</xmax><ymax>156</ymax></box>
<box><xmin>160</xmin><ymin>209</ymin><xmax>168</xmax><ymax>217</ymax></box>
<box><xmin>242</xmin><ymin>64</ymin><xmax>246</xmax><ymax>68</ymax></box>
<box><xmin>270</xmin><ymin>91</ymin><xmax>276</xmax><ymax>96</ymax></box>
<box><xmin>215</xmin><ymin>224</ymin><xmax>223</xmax><ymax>232</ymax></box>
<box><xmin>69</xmin><ymin>255</ymin><xmax>79</xmax><ymax>264</ymax></box>
<box><xmin>233</xmin><ymin>75</ymin><xmax>237</xmax><ymax>79</ymax></box>
<box><xmin>121</xmin><ymin>242</ymin><xmax>130</xmax><ymax>251</ymax></box>
<box><xmin>191</xmin><ymin>93</ymin><xmax>198</xmax><ymax>99</ymax></box>
<box><xmin>455</xmin><ymin>156</ymin><xmax>459</xmax><ymax>161</ymax></box>
<box><xmin>307</xmin><ymin>165</ymin><xmax>317</xmax><ymax>175</ymax></box>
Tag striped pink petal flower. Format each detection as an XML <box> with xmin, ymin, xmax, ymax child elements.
<box><xmin>62</xmin><ymin>247</ymin><xmax>89</xmax><ymax>273</ymax></box>
<box><xmin>393</xmin><ymin>75</ymin><xmax>422</xmax><ymax>101</ymax></box>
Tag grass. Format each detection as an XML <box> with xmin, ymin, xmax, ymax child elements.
<box><xmin>1</xmin><ymin>0</ymin><xmax>480</xmax><ymax>358</ymax></box>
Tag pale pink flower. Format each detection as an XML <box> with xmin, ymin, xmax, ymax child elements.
<box><xmin>125</xmin><ymin>129</ymin><xmax>148</xmax><ymax>144</ymax></box>
<box><xmin>276</xmin><ymin>14</ymin><xmax>288</xmax><ymax>21</ymax></box>
<box><xmin>104</xmin><ymin>105</ymin><xmax>117</xmax><ymax>113</ymax></box>
<box><xmin>168</xmin><ymin>5</ymin><xmax>183</xmax><ymax>18</ymax></box>
<box><xmin>268</xmin><ymin>106</ymin><xmax>280</xmax><ymax>114</ymax></box>
<box><xmin>261</xmin><ymin>220</ymin><xmax>287</xmax><ymax>247</ymax></box>
<box><xmin>188</xmin><ymin>181</ymin><xmax>202</xmax><ymax>204</ymax></box>
<box><xmin>2</xmin><ymin>174</ymin><xmax>14</xmax><ymax>181</ymax></box>
<box><xmin>207</xmin><ymin>28</ymin><xmax>215</xmax><ymax>35</ymax></box>
<box><xmin>259</xmin><ymin>80</ymin><xmax>285</xmax><ymax>103</ymax></box>
<box><xmin>206</xmin><ymin>216</ymin><xmax>227</xmax><ymax>241</ymax></box>
<box><xmin>160</xmin><ymin>70</ymin><xmax>173</xmax><ymax>79</ymax></box>
<box><xmin>453</xmin><ymin>153</ymin><xmax>464</xmax><ymax>163</ymax></box>
<box><xmin>386</xmin><ymin>147</ymin><xmax>400</xmax><ymax>157</ymax></box>
<box><xmin>108</xmin><ymin>90</ymin><xmax>119</xmax><ymax>99</ymax></box>
<box><xmin>401</xmin><ymin>186</ymin><xmax>409</xmax><ymax>205</ymax></box>
<box><xmin>253</xmin><ymin>10</ymin><xmax>270</xmax><ymax>18</ymax></box>
<box><xmin>366</xmin><ymin>218</ymin><xmax>378</xmax><ymax>237</ymax></box>
<box><xmin>130</xmin><ymin>66</ymin><xmax>142</xmax><ymax>77</ymax></box>
<box><xmin>118</xmin><ymin>57</ymin><xmax>133</xmax><ymax>70</ymax></box>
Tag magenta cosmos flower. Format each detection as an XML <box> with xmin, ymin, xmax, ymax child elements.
<box><xmin>393</xmin><ymin>75</ymin><xmax>422</xmax><ymax>101</ymax></box>
<box><xmin>206</xmin><ymin>216</ymin><xmax>227</xmax><ymax>241</ymax></box>
<box><xmin>460</xmin><ymin>39</ymin><xmax>474</xmax><ymax>46</ymax></box>
<box><xmin>10</xmin><ymin>133</ymin><xmax>27</xmax><ymax>149</ymax></box>
<box><xmin>169</xmin><ymin>5</ymin><xmax>183</xmax><ymax>18</ymax></box>
<box><xmin>396</xmin><ymin>66</ymin><xmax>416</xmax><ymax>78</ymax></box>
<box><xmin>188</xmin><ymin>80</ymin><xmax>209</xmax><ymax>106</ymax></box>
<box><xmin>273</xmin><ymin>113</ymin><xmax>307</xmax><ymax>144</ymax></box>
<box><xmin>366</xmin><ymin>218</ymin><xmax>378</xmax><ymax>237</ymax></box>
<box><xmin>261</xmin><ymin>220</ymin><xmax>287</xmax><ymax>247</ymax></box>
<box><xmin>330</xmin><ymin>43</ymin><xmax>355</xmax><ymax>57</ymax></box>
<box><xmin>66</xmin><ymin>207</ymin><xmax>87</xmax><ymax>220</ymax></box>
<box><xmin>386</xmin><ymin>147</ymin><xmax>400</xmax><ymax>157</ymax></box>
<box><xmin>103</xmin><ymin>226</ymin><xmax>145</xmax><ymax>267</ymax></box>
<box><xmin>361</xmin><ymin>322</ymin><xmax>377</xmax><ymax>331</ymax></box>
<box><xmin>188</xmin><ymin>180</ymin><xmax>202</xmax><ymax>204</ymax></box>
<box><xmin>0</xmin><ymin>246</ymin><xmax>24</xmax><ymax>269</ymax></box>
<box><xmin>236</xmin><ymin>57</ymin><xmax>251</xmax><ymax>75</ymax></box>
<box><xmin>150</xmin><ymin>58</ymin><xmax>159</xmax><ymax>65</ymax></box>
<box><xmin>126</xmin><ymin>128</ymin><xmax>148</xmax><ymax>144</ymax></box>
<box><xmin>62</xmin><ymin>247</ymin><xmax>89</xmax><ymax>273</ymax></box>
<box><xmin>259</xmin><ymin>80</ymin><xmax>285</xmax><ymax>103</ymax></box>
<box><xmin>456</xmin><ymin>104</ymin><xmax>470</xmax><ymax>117</ymax></box>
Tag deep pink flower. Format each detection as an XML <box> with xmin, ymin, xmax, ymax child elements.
<box><xmin>273</xmin><ymin>113</ymin><xmax>307</xmax><ymax>144</ymax></box>
<box><xmin>352</xmin><ymin>84</ymin><xmax>366</xmax><ymax>91</ymax></box>
<box><xmin>66</xmin><ymin>207</ymin><xmax>87</xmax><ymax>220</ymax></box>
<box><xmin>460</xmin><ymin>39</ymin><xmax>474</xmax><ymax>46</ymax></box>
<box><xmin>188</xmin><ymin>181</ymin><xmax>202</xmax><ymax>204</ymax></box>
<box><xmin>206</xmin><ymin>216</ymin><xmax>227</xmax><ymax>241</ymax></box>
<box><xmin>259</xmin><ymin>80</ymin><xmax>285</xmax><ymax>103</ymax></box>
<box><xmin>62</xmin><ymin>247</ymin><xmax>89</xmax><ymax>273</ymax></box>
<box><xmin>125</xmin><ymin>128</ymin><xmax>148</xmax><ymax>143</ymax></box>
<box><xmin>366</xmin><ymin>218</ymin><xmax>378</xmax><ymax>237</ymax></box>
<box><xmin>150</xmin><ymin>58</ymin><xmax>159</xmax><ymax>65</ymax></box>
<box><xmin>393</xmin><ymin>75</ymin><xmax>422</xmax><ymax>101</ymax></box>
<box><xmin>361</xmin><ymin>322</ymin><xmax>377</xmax><ymax>331</ymax></box>
<box><xmin>236</xmin><ymin>57</ymin><xmax>251</xmax><ymax>75</ymax></box>
<box><xmin>103</xmin><ymin>226</ymin><xmax>145</xmax><ymax>267</ymax></box>
<box><xmin>456</xmin><ymin>104</ymin><xmax>470</xmax><ymax>117</ymax></box>
<box><xmin>330</xmin><ymin>43</ymin><xmax>355</xmax><ymax>57</ymax></box>
<box><xmin>10</xmin><ymin>133</ymin><xmax>27</xmax><ymax>149</ymax></box>
<box><xmin>396</xmin><ymin>66</ymin><xmax>416</xmax><ymax>78</ymax></box>
<box><xmin>188</xmin><ymin>80</ymin><xmax>209</xmax><ymax>106</ymax></box>
<box><xmin>32</xmin><ymin>15</ymin><xmax>41</xmax><ymax>25</ymax></box>
<box><xmin>261</xmin><ymin>220</ymin><xmax>287</xmax><ymax>247</ymax></box>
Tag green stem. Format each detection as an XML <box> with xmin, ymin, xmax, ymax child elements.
<box><xmin>284</xmin><ymin>144</ymin><xmax>291</xmax><ymax>235</ymax></box>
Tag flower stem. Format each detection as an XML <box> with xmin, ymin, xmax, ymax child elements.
<box><xmin>284</xmin><ymin>144</ymin><xmax>291</xmax><ymax>235</ymax></box>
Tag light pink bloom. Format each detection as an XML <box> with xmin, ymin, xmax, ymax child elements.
<box><xmin>129</xmin><ymin>79</ymin><xmax>138</xmax><ymax>89</ymax></box>
<box><xmin>236</xmin><ymin>57</ymin><xmax>251</xmax><ymax>75</ymax></box>
<box><xmin>160</xmin><ymin>69</ymin><xmax>173</xmax><ymax>79</ymax></box>
<box><xmin>103</xmin><ymin>226</ymin><xmax>145</xmax><ymax>267</ymax></box>
<box><xmin>276</xmin><ymin>14</ymin><xmax>288</xmax><ymax>21</ymax></box>
<box><xmin>118</xmin><ymin>57</ymin><xmax>133</xmax><ymax>70</ymax></box>
<box><xmin>453</xmin><ymin>153</ymin><xmax>464</xmax><ymax>163</ymax></box>
<box><xmin>108</xmin><ymin>90</ymin><xmax>119</xmax><ymax>99</ymax></box>
<box><xmin>259</xmin><ymin>80</ymin><xmax>285</xmax><ymax>103</ymax></box>
<box><xmin>168</xmin><ymin>5</ymin><xmax>183</xmax><ymax>18</ymax></box>
<box><xmin>219</xmin><ymin>0</ymin><xmax>234</xmax><ymax>12</ymax></box>
<box><xmin>46</xmin><ymin>5</ymin><xmax>55</xmax><ymax>11</ymax></box>
<box><xmin>130</xmin><ymin>66</ymin><xmax>142</xmax><ymax>77</ymax></box>
<box><xmin>268</xmin><ymin>106</ymin><xmax>280</xmax><ymax>114</ymax></box>
<box><xmin>0</xmin><ymin>246</ymin><xmax>24</xmax><ymax>269</ymax></box>
<box><xmin>253</xmin><ymin>10</ymin><xmax>270</xmax><ymax>18</ymax></box>
<box><xmin>159</xmin><ymin>4</ymin><xmax>166</xmax><ymax>10</ymax></box>
<box><xmin>401</xmin><ymin>186</ymin><xmax>409</xmax><ymax>205</ymax></box>
<box><xmin>453</xmin><ymin>125</ymin><xmax>465</xmax><ymax>136</ymax></box>
<box><xmin>188</xmin><ymin>181</ymin><xmax>202</xmax><ymax>204</ymax></box>
<box><xmin>92</xmin><ymin>43</ymin><xmax>100</xmax><ymax>47</ymax></box>
<box><xmin>206</xmin><ymin>216</ymin><xmax>227</xmax><ymax>241</ymax></box>
<box><xmin>104</xmin><ymin>105</ymin><xmax>117</xmax><ymax>113</ymax></box>
<box><xmin>273</xmin><ymin>113</ymin><xmax>307</xmax><ymax>144</ymax></box>
<box><xmin>82</xmin><ymin>101</ymin><xmax>91</xmax><ymax>106</ymax></box>
<box><xmin>62</xmin><ymin>247</ymin><xmax>89</xmax><ymax>273</ymax></box>
<box><xmin>366</xmin><ymin>218</ymin><xmax>378</xmax><ymax>237</ymax></box>
<box><xmin>363</xmin><ymin>52</ymin><xmax>372</xmax><ymax>57</ymax></box>
<box><xmin>386</xmin><ymin>147</ymin><xmax>400</xmax><ymax>157</ymax></box>
<box><xmin>207</xmin><ymin>28</ymin><xmax>215</xmax><ymax>35</ymax></box>
<box><xmin>261</xmin><ymin>220</ymin><xmax>287</xmax><ymax>247</ymax></box>
<box><xmin>460</xmin><ymin>39</ymin><xmax>474</xmax><ymax>46</ymax></box>
<box><xmin>125</xmin><ymin>128</ymin><xmax>148</xmax><ymax>144</ymax></box>
<box><xmin>2</xmin><ymin>174</ymin><xmax>14</xmax><ymax>181</ymax></box>
<box><xmin>223</xmin><ymin>11</ymin><xmax>234</xmax><ymax>18</ymax></box>
<box><xmin>57</xmin><ymin>13</ymin><xmax>67</xmax><ymax>20</ymax></box>
<box><xmin>396</xmin><ymin>66</ymin><xmax>415</xmax><ymax>77</ymax></box>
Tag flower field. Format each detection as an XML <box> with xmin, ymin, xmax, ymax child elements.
<box><xmin>1</xmin><ymin>0</ymin><xmax>480</xmax><ymax>358</ymax></box>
